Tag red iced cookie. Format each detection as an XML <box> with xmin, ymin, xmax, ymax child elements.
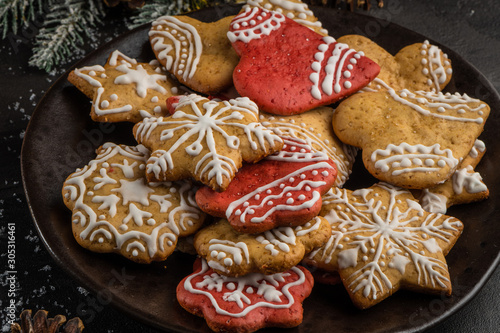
<box><xmin>196</xmin><ymin>137</ymin><xmax>337</xmax><ymax>233</ymax></box>
<box><xmin>177</xmin><ymin>258</ymin><xmax>314</xmax><ymax>333</ymax></box>
<box><xmin>227</xmin><ymin>7</ymin><xmax>380</xmax><ymax>115</ymax></box>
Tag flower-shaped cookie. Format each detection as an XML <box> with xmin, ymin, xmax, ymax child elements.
<box><xmin>133</xmin><ymin>94</ymin><xmax>283</xmax><ymax>191</ymax></box>
<box><xmin>149</xmin><ymin>15</ymin><xmax>239</xmax><ymax>95</ymax></box>
<box><xmin>194</xmin><ymin>217</ymin><xmax>331</xmax><ymax>276</ymax></box>
<box><xmin>196</xmin><ymin>138</ymin><xmax>337</xmax><ymax>233</ymax></box>
<box><xmin>418</xmin><ymin>139</ymin><xmax>489</xmax><ymax>213</ymax></box>
<box><xmin>68</xmin><ymin>50</ymin><xmax>182</xmax><ymax>123</ymax></box>
<box><xmin>307</xmin><ymin>182</ymin><xmax>463</xmax><ymax>309</ymax></box>
<box><xmin>243</xmin><ymin>0</ymin><xmax>328</xmax><ymax>35</ymax></box>
<box><xmin>337</xmin><ymin>35</ymin><xmax>453</xmax><ymax>92</ymax></box>
<box><xmin>259</xmin><ymin>107</ymin><xmax>357</xmax><ymax>187</ymax></box>
<box><xmin>177</xmin><ymin>258</ymin><xmax>314</xmax><ymax>333</ymax></box>
<box><xmin>228</xmin><ymin>7</ymin><xmax>380</xmax><ymax>115</ymax></box>
<box><xmin>62</xmin><ymin>143</ymin><xmax>205</xmax><ymax>263</ymax></box>
<box><xmin>332</xmin><ymin>89</ymin><xmax>490</xmax><ymax>189</ymax></box>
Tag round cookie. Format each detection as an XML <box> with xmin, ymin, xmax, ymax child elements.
<box><xmin>149</xmin><ymin>15</ymin><xmax>239</xmax><ymax>95</ymax></box>
<box><xmin>259</xmin><ymin>107</ymin><xmax>357</xmax><ymax>187</ymax></box>
<box><xmin>62</xmin><ymin>143</ymin><xmax>206</xmax><ymax>263</ymax></box>
<box><xmin>133</xmin><ymin>94</ymin><xmax>284</xmax><ymax>191</ymax></box>
<box><xmin>194</xmin><ymin>217</ymin><xmax>331</xmax><ymax>276</ymax></box>
<box><xmin>177</xmin><ymin>258</ymin><xmax>314</xmax><ymax>333</ymax></box>
<box><xmin>68</xmin><ymin>50</ymin><xmax>183</xmax><ymax>123</ymax></box>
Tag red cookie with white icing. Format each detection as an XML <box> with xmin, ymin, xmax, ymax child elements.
<box><xmin>196</xmin><ymin>137</ymin><xmax>337</xmax><ymax>233</ymax></box>
<box><xmin>227</xmin><ymin>7</ymin><xmax>380</xmax><ymax>115</ymax></box>
<box><xmin>177</xmin><ymin>258</ymin><xmax>314</xmax><ymax>333</ymax></box>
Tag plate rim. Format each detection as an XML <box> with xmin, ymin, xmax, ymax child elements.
<box><xmin>20</xmin><ymin>4</ymin><xmax>500</xmax><ymax>333</ymax></box>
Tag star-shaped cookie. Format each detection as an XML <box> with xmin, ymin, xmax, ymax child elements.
<box><xmin>194</xmin><ymin>217</ymin><xmax>331</xmax><ymax>276</ymax></box>
<box><xmin>332</xmin><ymin>88</ymin><xmax>490</xmax><ymax>189</ymax></box>
<box><xmin>337</xmin><ymin>35</ymin><xmax>453</xmax><ymax>92</ymax></box>
<box><xmin>307</xmin><ymin>182</ymin><xmax>463</xmax><ymax>309</ymax></box>
<box><xmin>149</xmin><ymin>14</ymin><xmax>239</xmax><ymax>95</ymax></box>
<box><xmin>133</xmin><ymin>94</ymin><xmax>284</xmax><ymax>191</ymax></box>
<box><xmin>68</xmin><ymin>50</ymin><xmax>183</xmax><ymax>123</ymax></box>
<box><xmin>62</xmin><ymin>143</ymin><xmax>206</xmax><ymax>263</ymax></box>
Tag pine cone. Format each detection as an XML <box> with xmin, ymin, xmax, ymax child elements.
<box><xmin>11</xmin><ymin>310</ymin><xmax>84</xmax><ymax>333</ymax></box>
<box><xmin>103</xmin><ymin>0</ymin><xmax>146</xmax><ymax>9</ymax></box>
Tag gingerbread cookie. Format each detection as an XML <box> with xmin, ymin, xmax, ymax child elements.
<box><xmin>243</xmin><ymin>0</ymin><xmax>328</xmax><ymax>35</ymax></box>
<box><xmin>177</xmin><ymin>258</ymin><xmax>314</xmax><ymax>332</ymax></box>
<box><xmin>68</xmin><ymin>50</ymin><xmax>182</xmax><ymax>123</ymax></box>
<box><xmin>133</xmin><ymin>94</ymin><xmax>283</xmax><ymax>191</ymax></box>
<box><xmin>332</xmin><ymin>89</ymin><xmax>490</xmax><ymax>189</ymax></box>
<box><xmin>149</xmin><ymin>15</ymin><xmax>239</xmax><ymax>95</ymax></box>
<box><xmin>228</xmin><ymin>7</ymin><xmax>380</xmax><ymax>115</ymax></box>
<box><xmin>337</xmin><ymin>35</ymin><xmax>453</xmax><ymax>92</ymax></box>
<box><xmin>419</xmin><ymin>139</ymin><xmax>489</xmax><ymax>213</ymax></box>
<box><xmin>306</xmin><ymin>182</ymin><xmax>463</xmax><ymax>309</ymax></box>
<box><xmin>62</xmin><ymin>143</ymin><xmax>205</xmax><ymax>263</ymax></box>
<box><xmin>259</xmin><ymin>107</ymin><xmax>357</xmax><ymax>187</ymax></box>
<box><xmin>194</xmin><ymin>217</ymin><xmax>331</xmax><ymax>276</ymax></box>
<box><xmin>196</xmin><ymin>138</ymin><xmax>337</xmax><ymax>233</ymax></box>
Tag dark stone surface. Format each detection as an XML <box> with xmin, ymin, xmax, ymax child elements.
<box><xmin>1</xmin><ymin>1</ymin><xmax>498</xmax><ymax>332</ymax></box>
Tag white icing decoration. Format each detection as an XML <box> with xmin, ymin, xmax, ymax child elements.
<box><xmin>371</xmin><ymin>143</ymin><xmax>458</xmax><ymax>176</ymax></box>
<box><xmin>419</xmin><ymin>189</ymin><xmax>448</xmax><ymax>214</ymax></box>
<box><xmin>150</xmin><ymin>16</ymin><xmax>203</xmax><ymax>80</ymax></box>
<box><xmin>183</xmin><ymin>259</ymin><xmax>307</xmax><ymax>317</ymax></box>
<box><xmin>135</xmin><ymin>94</ymin><xmax>282</xmax><ymax>188</ymax></box>
<box><xmin>310</xmin><ymin>183</ymin><xmax>462</xmax><ymax>300</ymax></box>
<box><xmin>452</xmin><ymin>165</ymin><xmax>488</xmax><ymax>194</ymax></box>
<box><xmin>62</xmin><ymin>143</ymin><xmax>203</xmax><ymax>260</ymax></box>
<box><xmin>227</xmin><ymin>7</ymin><xmax>286</xmax><ymax>43</ymax></box>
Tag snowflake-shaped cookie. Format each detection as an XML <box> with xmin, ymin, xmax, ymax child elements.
<box><xmin>194</xmin><ymin>217</ymin><xmax>331</xmax><ymax>276</ymax></box>
<box><xmin>62</xmin><ymin>143</ymin><xmax>205</xmax><ymax>263</ymax></box>
<box><xmin>68</xmin><ymin>50</ymin><xmax>183</xmax><ymax>123</ymax></box>
<box><xmin>133</xmin><ymin>94</ymin><xmax>283</xmax><ymax>191</ymax></box>
<box><xmin>177</xmin><ymin>258</ymin><xmax>314</xmax><ymax>333</ymax></box>
<box><xmin>338</xmin><ymin>35</ymin><xmax>453</xmax><ymax>92</ymax></box>
<box><xmin>259</xmin><ymin>107</ymin><xmax>357</xmax><ymax>187</ymax></box>
<box><xmin>333</xmin><ymin>87</ymin><xmax>490</xmax><ymax>189</ymax></box>
<box><xmin>307</xmin><ymin>182</ymin><xmax>463</xmax><ymax>309</ymax></box>
<box><xmin>419</xmin><ymin>139</ymin><xmax>489</xmax><ymax>214</ymax></box>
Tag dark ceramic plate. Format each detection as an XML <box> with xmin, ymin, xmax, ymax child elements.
<box><xmin>21</xmin><ymin>5</ymin><xmax>500</xmax><ymax>333</ymax></box>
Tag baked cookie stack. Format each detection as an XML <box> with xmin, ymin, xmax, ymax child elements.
<box><xmin>63</xmin><ymin>0</ymin><xmax>490</xmax><ymax>331</ymax></box>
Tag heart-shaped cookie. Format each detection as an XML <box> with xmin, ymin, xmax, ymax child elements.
<box><xmin>196</xmin><ymin>137</ymin><xmax>337</xmax><ymax>233</ymax></box>
<box><xmin>332</xmin><ymin>89</ymin><xmax>490</xmax><ymax>189</ymax></box>
<box><xmin>228</xmin><ymin>7</ymin><xmax>380</xmax><ymax>115</ymax></box>
<box><xmin>337</xmin><ymin>35</ymin><xmax>453</xmax><ymax>92</ymax></box>
<box><xmin>149</xmin><ymin>15</ymin><xmax>239</xmax><ymax>95</ymax></box>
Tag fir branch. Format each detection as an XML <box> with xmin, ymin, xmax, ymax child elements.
<box><xmin>28</xmin><ymin>0</ymin><xmax>105</xmax><ymax>72</ymax></box>
<box><xmin>127</xmin><ymin>0</ymin><xmax>238</xmax><ymax>29</ymax></box>
<box><xmin>0</xmin><ymin>0</ymin><xmax>43</xmax><ymax>39</ymax></box>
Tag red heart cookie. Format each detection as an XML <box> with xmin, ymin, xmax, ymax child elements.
<box><xmin>196</xmin><ymin>137</ymin><xmax>337</xmax><ymax>233</ymax></box>
<box><xmin>227</xmin><ymin>7</ymin><xmax>380</xmax><ymax>115</ymax></box>
<box><xmin>177</xmin><ymin>258</ymin><xmax>314</xmax><ymax>333</ymax></box>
